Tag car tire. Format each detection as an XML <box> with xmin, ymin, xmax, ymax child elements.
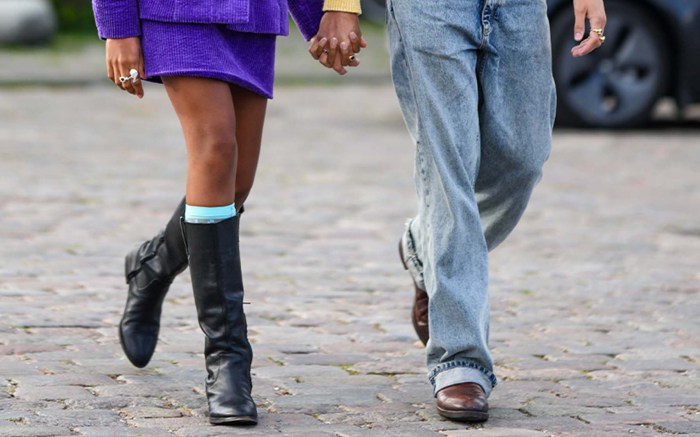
<box><xmin>550</xmin><ymin>1</ymin><xmax>670</xmax><ymax>128</ymax></box>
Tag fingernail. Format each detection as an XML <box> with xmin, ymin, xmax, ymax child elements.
<box><xmin>340</xmin><ymin>41</ymin><xmax>349</xmax><ymax>50</ymax></box>
<box><xmin>331</xmin><ymin>38</ymin><xmax>338</xmax><ymax>47</ymax></box>
<box><xmin>320</xmin><ymin>37</ymin><xmax>327</xmax><ymax>45</ymax></box>
<box><xmin>350</xmin><ymin>32</ymin><xmax>357</xmax><ymax>40</ymax></box>
<box><xmin>575</xmin><ymin>32</ymin><xmax>583</xmax><ymax>41</ymax></box>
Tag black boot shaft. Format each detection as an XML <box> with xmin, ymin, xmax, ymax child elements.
<box><xmin>120</xmin><ymin>197</ymin><xmax>187</xmax><ymax>368</ymax></box>
<box><xmin>183</xmin><ymin>215</ymin><xmax>257</xmax><ymax>425</ymax></box>
<box><xmin>184</xmin><ymin>216</ymin><xmax>250</xmax><ymax>357</ymax></box>
<box><xmin>125</xmin><ymin>197</ymin><xmax>188</xmax><ymax>283</ymax></box>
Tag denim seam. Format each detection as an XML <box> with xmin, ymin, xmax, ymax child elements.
<box><xmin>388</xmin><ymin>0</ymin><xmax>431</xmax><ymax>211</ymax></box>
<box><xmin>428</xmin><ymin>359</ymin><xmax>498</xmax><ymax>389</ymax></box>
<box><xmin>404</xmin><ymin>219</ymin><xmax>424</xmax><ymax>275</ymax></box>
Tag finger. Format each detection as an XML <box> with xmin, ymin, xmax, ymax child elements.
<box><xmin>314</xmin><ymin>37</ymin><xmax>328</xmax><ymax>60</ymax></box>
<box><xmin>589</xmin><ymin>10</ymin><xmax>607</xmax><ymax>37</ymax></box>
<box><xmin>571</xmin><ymin>35</ymin><xmax>598</xmax><ymax>57</ymax></box>
<box><xmin>327</xmin><ymin>37</ymin><xmax>339</xmax><ymax>69</ymax></box>
<box><xmin>137</xmin><ymin>61</ymin><xmax>146</xmax><ymax>98</ymax></box>
<box><xmin>349</xmin><ymin>32</ymin><xmax>361</xmax><ymax>53</ymax></box>
<box><xmin>112</xmin><ymin>62</ymin><xmax>125</xmax><ymax>89</ymax></box>
<box><xmin>132</xmin><ymin>75</ymin><xmax>144</xmax><ymax>99</ymax></box>
<box><xmin>309</xmin><ymin>37</ymin><xmax>321</xmax><ymax>60</ymax></box>
<box><xmin>107</xmin><ymin>61</ymin><xmax>116</xmax><ymax>85</ymax></box>
<box><xmin>319</xmin><ymin>52</ymin><xmax>332</xmax><ymax>68</ymax></box>
<box><xmin>348</xmin><ymin>57</ymin><xmax>360</xmax><ymax>68</ymax></box>
<box><xmin>339</xmin><ymin>41</ymin><xmax>351</xmax><ymax>66</ymax></box>
<box><xmin>332</xmin><ymin>55</ymin><xmax>347</xmax><ymax>75</ymax></box>
<box><xmin>573</xmin><ymin>3</ymin><xmax>586</xmax><ymax>41</ymax></box>
<box><xmin>138</xmin><ymin>55</ymin><xmax>147</xmax><ymax>80</ymax></box>
<box><xmin>360</xmin><ymin>36</ymin><xmax>368</xmax><ymax>48</ymax></box>
<box><xmin>119</xmin><ymin>69</ymin><xmax>136</xmax><ymax>95</ymax></box>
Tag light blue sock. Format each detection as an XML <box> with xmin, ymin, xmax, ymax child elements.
<box><xmin>185</xmin><ymin>202</ymin><xmax>236</xmax><ymax>224</ymax></box>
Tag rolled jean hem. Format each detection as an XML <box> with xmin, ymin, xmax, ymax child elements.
<box><xmin>429</xmin><ymin>361</ymin><xmax>497</xmax><ymax>397</ymax></box>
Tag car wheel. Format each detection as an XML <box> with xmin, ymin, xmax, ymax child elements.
<box><xmin>550</xmin><ymin>1</ymin><xmax>669</xmax><ymax>128</ymax></box>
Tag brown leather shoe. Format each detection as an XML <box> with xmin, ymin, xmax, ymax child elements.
<box><xmin>398</xmin><ymin>239</ymin><xmax>429</xmax><ymax>345</ymax></box>
<box><xmin>436</xmin><ymin>383</ymin><xmax>489</xmax><ymax>422</ymax></box>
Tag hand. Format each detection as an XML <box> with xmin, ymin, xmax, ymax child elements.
<box><xmin>309</xmin><ymin>12</ymin><xmax>367</xmax><ymax>75</ymax></box>
<box><xmin>570</xmin><ymin>0</ymin><xmax>606</xmax><ymax>57</ymax></box>
<box><xmin>106</xmin><ymin>37</ymin><xmax>146</xmax><ymax>98</ymax></box>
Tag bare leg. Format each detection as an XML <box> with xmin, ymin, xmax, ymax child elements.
<box><xmin>163</xmin><ymin>76</ymin><xmax>238</xmax><ymax>206</ymax></box>
<box><xmin>231</xmin><ymin>85</ymin><xmax>267</xmax><ymax>207</ymax></box>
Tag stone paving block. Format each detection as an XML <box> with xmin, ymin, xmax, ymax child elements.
<box><xmin>79</xmin><ymin>427</ymin><xmax>174</xmax><ymax>437</ymax></box>
<box><xmin>0</xmin><ymin>425</ymin><xmax>72</xmax><ymax>437</ymax></box>
<box><xmin>64</xmin><ymin>396</ymin><xmax>133</xmax><ymax>410</ymax></box>
<box><xmin>33</xmin><ymin>409</ymin><xmax>123</xmax><ymax>428</ymax></box>
<box><xmin>12</xmin><ymin>384</ymin><xmax>93</xmax><ymax>402</ymax></box>
<box><xmin>12</xmin><ymin>373</ymin><xmax>117</xmax><ymax>388</ymax></box>
<box><xmin>653</xmin><ymin>419</ymin><xmax>700</xmax><ymax>434</ymax></box>
<box><xmin>282</xmin><ymin>353</ymin><xmax>374</xmax><ymax>366</ymax></box>
<box><xmin>442</xmin><ymin>428</ymin><xmax>547</xmax><ymax>437</ymax></box>
<box><xmin>0</xmin><ymin>343</ymin><xmax>65</xmax><ymax>355</ymax></box>
<box><xmin>252</xmin><ymin>364</ymin><xmax>348</xmax><ymax>379</ymax></box>
<box><xmin>120</xmin><ymin>407</ymin><xmax>185</xmax><ymax>419</ymax></box>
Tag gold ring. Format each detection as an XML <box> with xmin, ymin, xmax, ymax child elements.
<box><xmin>590</xmin><ymin>28</ymin><xmax>605</xmax><ymax>44</ymax></box>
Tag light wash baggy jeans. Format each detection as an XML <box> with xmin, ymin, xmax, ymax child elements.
<box><xmin>387</xmin><ymin>0</ymin><xmax>557</xmax><ymax>396</ymax></box>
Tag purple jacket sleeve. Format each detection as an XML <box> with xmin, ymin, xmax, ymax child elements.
<box><xmin>92</xmin><ymin>0</ymin><xmax>142</xmax><ymax>39</ymax></box>
<box><xmin>287</xmin><ymin>0</ymin><xmax>325</xmax><ymax>41</ymax></box>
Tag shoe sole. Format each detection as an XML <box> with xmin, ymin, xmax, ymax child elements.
<box><xmin>210</xmin><ymin>416</ymin><xmax>258</xmax><ymax>426</ymax></box>
<box><xmin>437</xmin><ymin>406</ymin><xmax>489</xmax><ymax>422</ymax></box>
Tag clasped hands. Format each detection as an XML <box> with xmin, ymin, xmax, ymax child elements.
<box><xmin>309</xmin><ymin>12</ymin><xmax>367</xmax><ymax>75</ymax></box>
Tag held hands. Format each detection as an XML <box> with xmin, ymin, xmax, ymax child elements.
<box><xmin>571</xmin><ymin>0</ymin><xmax>606</xmax><ymax>57</ymax></box>
<box><xmin>105</xmin><ymin>37</ymin><xmax>146</xmax><ymax>98</ymax></box>
<box><xmin>309</xmin><ymin>12</ymin><xmax>367</xmax><ymax>75</ymax></box>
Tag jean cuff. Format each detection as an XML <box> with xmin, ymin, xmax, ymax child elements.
<box><xmin>429</xmin><ymin>360</ymin><xmax>497</xmax><ymax>397</ymax></box>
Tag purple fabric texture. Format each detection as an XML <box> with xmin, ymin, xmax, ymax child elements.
<box><xmin>92</xmin><ymin>0</ymin><xmax>325</xmax><ymax>99</ymax></box>
<box><xmin>92</xmin><ymin>0</ymin><xmax>324</xmax><ymax>40</ymax></box>
<box><xmin>140</xmin><ymin>20</ymin><xmax>276</xmax><ymax>98</ymax></box>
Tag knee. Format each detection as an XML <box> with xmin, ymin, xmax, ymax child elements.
<box><xmin>190</xmin><ymin>131</ymin><xmax>237</xmax><ymax>174</ymax></box>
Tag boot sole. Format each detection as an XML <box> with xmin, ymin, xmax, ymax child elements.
<box><xmin>210</xmin><ymin>416</ymin><xmax>258</xmax><ymax>426</ymax></box>
<box><xmin>437</xmin><ymin>406</ymin><xmax>489</xmax><ymax>422</ymax></box>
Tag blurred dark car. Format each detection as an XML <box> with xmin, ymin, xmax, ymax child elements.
<box><xmin>549</xmin><ymin>0</ymin><xmax>700</xmax><ymax>127</ymax></box>
<box><xmin>360</xmin><ymin>0</ymin><xmax>700</xmax><ymax>128</ymax></box>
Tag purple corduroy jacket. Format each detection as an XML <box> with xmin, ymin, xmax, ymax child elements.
<box><xmin>93</xmin><ymin>0</ymin><xmax>325</xmax><ymax>41</ymax></box>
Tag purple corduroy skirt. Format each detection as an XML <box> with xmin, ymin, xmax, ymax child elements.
<box><xmin>141</xmin><ymin>20</ymin><xmax>277</xmax><ymax>99</ymax></box>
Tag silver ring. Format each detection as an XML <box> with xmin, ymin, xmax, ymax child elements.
<box><xmin>120</xmin><ymin>69</ymin><xmax>139</xmax><ymax>84</ymax></box>
<box><xmin>349</xmin><ymin>55</ymin><xmax>356</xmax><ymax>61</ymax></box>
<box><xmin>322</xmin><ymin>49</ymin><xmax>329</xmax><ymax>54</ymax></box>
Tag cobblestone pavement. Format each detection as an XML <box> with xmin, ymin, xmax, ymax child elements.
<box><xmin>1</xmin><ymin>84</ymin><xmax>699</xmax><ymax>437</ymax></box>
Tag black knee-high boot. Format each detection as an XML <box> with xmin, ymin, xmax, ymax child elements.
<box><xmin>183</xmin><ymin>215</ymin><xmax>257</xmax><ymax>425</ymax></box>
<box><xmin>119</xmin><ymin>197</ymin><xmax>188</xmax><ymax>368</ymax></box>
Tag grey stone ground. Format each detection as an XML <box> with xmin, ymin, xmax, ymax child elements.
<box><xmin>1</xmin><ymin>31</ymin><xmax>700</xmax><ymax>437</ymax></box>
